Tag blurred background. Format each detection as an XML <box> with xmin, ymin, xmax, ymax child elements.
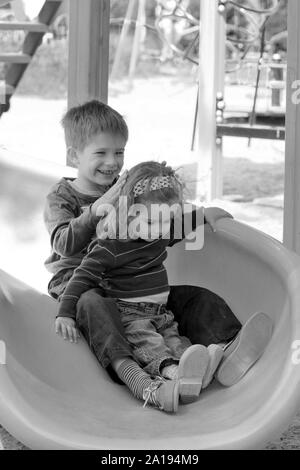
<box><xmin>0</xmin><ymin>0</ymin><xmax>286</xmax><ymax>292</ymax></box>
<box><xmin>1</xmin><ymin>0</ymin><xmax>297</xmax><ymax>450</ymax></box>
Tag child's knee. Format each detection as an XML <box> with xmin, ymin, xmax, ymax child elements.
<box><xmin>76</xmin><ymin>290</ymin><xmax>124</xmax><ymax>330</ymax></box>
<box><xmin>76</xmin><ymin>288</ymin><xmax>106</xmax><ymax>319</ymax></box>
<box><xmin>77</xmin><ymin>288</ymin><xmax>104</xmax><ymax>307</ymax></box>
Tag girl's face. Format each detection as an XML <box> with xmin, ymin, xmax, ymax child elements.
<box><xmin>128</xmin><ymin>200</ymin><xmax>181</xmax><ymax>241</ymax></box>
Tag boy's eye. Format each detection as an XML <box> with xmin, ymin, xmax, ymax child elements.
<box><xmin>116</xmin><ymin>151</ymin><xmax>124</xmax><ymax>157</ymax></box>
<box><xmin>95</xmin><ymin>151</ymin><xmax>106</xmax><ymax>155</ymax></box>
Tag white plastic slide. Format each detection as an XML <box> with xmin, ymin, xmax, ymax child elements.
<box><xmin>1</xmin><ymin>219</ymin><xmax>300</xmax><ymax>450</ymax></box>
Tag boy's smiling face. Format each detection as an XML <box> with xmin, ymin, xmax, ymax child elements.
<box><xmin>73</xmin><ymin>132</ymin><xmax>126</xmax><ymax>192</ymax></box>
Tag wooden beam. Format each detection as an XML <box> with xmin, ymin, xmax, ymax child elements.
<box><xmin>197</xmin><ymin>0</ymin><xmax>226</xmax><ymax>201</ymax></box>
<box><xmin>217</xmin><ymin>123</ymin><xmax>285</xmax><ymax>140</ymax></box>
<box><xmin>0</xmin><ymin>53</ymin><xmax>31</xmax><ymax>63</ymax></box>
<box><xmin>5</xmin><ymin>0</ymin><xmax>63</xmax><ymax>94</ymax></box>
<box><xmin>10</xmin><ymin>0</ymin><xmax>26</xmax><ymax>21</ymax></box>
<box><xmin>283</xmin><ymin>0</ymin><xmax>300</xmax><ymax>253</ymax></box>
<box><xmin>68</xmin><ymin>0</ymin><xmax>110</xmax><ymax>109</ymax></box>
<box><xmin>0</xmin><ymin>21</ymin><xmax>49</xmax><ymax>32</ymax></box>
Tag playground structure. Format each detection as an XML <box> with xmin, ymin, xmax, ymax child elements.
<box><xmin>109</xmin><ymin>1</ymin><xmax>288</xmax><ymax>201</ymax></box>
<box><xmin>196</xmin><ymin>0</ymin><xmax>300</xmax><ymax>256</ymax></box>
<box><xmin>0</xmin><ymin>0</ymin><xmax>64</xmax><ymax>115</ymax></box>
<box><xmin>0</xmin><ymin>2</ymin><xmax>287</xmax><ymax>114</ymax></box>
<box><xmin>1</xmin><ymin>0</ymin><xmax>300</xmax><ymax>450</ymax></box>
<box><xmin>198</xmin><ymin>0</ymin><xmax>287</xmax><ymax>200</ymax></box>
<box><xmin>1</xmin><ymin>219</ymin><xmax>300</xmax><ymax>450</ymax></box>
<box><xmin>109</xmin><ymin>0</ymin><xmax>287</xmax><ymax>137</ymax></box>
<box><xmin>0</xmin><ymin>0</ymin><xmax>288</xmax><ymax>208</ymax></box>
<box><xmin>213</xmin><ymin>0</ymin><xmax>287</xmax><ymax>121</ymax></box>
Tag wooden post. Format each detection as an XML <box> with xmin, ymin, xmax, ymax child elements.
<box><xmin>111</xmin><ymin>0</ymin><xmax>136</xmax><ymax>81</ymax></box>
<box><xmin>283</xmin><ymin>0</ymin><xmax>300</xmax><ymax>254</ymax></box>
<box><xmin>128</xmin><ymin>0</ymin><xmax>146</xmax><ymax>85</ymax></box>
<box><xmin>68</xmin><ymin>0</ymin><xmax>110</xmax><ymax>109</ymax></box>
<box><xmin>10</xmin><ymin>0</ymin><xmax>26</xmax><ymax>21</ymax></box>
<box><xmin>197</xmin><ymin>0</ymin><xmax>225</xmax><ymax>201</ymax></box>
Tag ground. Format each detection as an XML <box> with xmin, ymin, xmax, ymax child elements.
<box><xmin>1</xmin><ymin>413</ymin><xmax>300</xmax><ymax>450</ymax></box>
<box><xmin>0</xmin><ymin>75</ymin><xmax>296</xmax><ymax>450</ymax></box>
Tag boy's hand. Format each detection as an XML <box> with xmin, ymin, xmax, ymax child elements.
<box><xmin>55</xmin><ymin>317</ymin><xmax>80</xmax><ymax>343</ymax></box>
<box><xmin>204</xmin><ymin>207</ymin><xmax>233</xmax><ymax>233</ymax></box>
<box><xmin>91</xmin><ymin>171</ymin><xmax>128</xmax><ymax>218</ymax></box>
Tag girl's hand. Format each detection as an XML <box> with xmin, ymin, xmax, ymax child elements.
<box><xmin>91</xmin><ymin>171</ymin><xmax>128</xmax><ymax>218</ymax></box>
<box><xmin>55</xmin><ymin>317</ymin><xmax>80</xmax><ymax>343</ymax></box>
<box><xmin>204</xmin><ymin>207</ymin><xmax>233</xmax><ymax>232</ymax></box>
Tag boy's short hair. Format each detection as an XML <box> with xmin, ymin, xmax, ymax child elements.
<box><xmin>61</xmin><ymin>100</ymin><xmax>129</xmax><ymax>150</ymax></box>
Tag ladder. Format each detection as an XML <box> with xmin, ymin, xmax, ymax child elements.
<box><xmin>0</xmin><ymin>0</ymin><xmax>63</xmax><ymax>117</ymax></box>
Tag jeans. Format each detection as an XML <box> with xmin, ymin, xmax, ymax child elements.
<box><xmin>76</xmin><ymin>288</ymin><xmax>134</xmax><ymax>383</ymax></box>
<box><xmin>116</xmin><ymin>300</ymin><xmax>192</xmax><ymax>376</ymax></box>
<box><xmin>75</xmin><ymin>286</ymin><xmax>241</xmax><ymax>382</ymax></box>
<box><xmin>167</xmin><ymin>285</ymin><xmax>241</xmax><ymax>346</ymax></box>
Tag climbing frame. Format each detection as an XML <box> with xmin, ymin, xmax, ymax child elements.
<box><xmin>0</xmin><ymin>0</ymin><xmax>63</xmax><ymax>116</ymax></box>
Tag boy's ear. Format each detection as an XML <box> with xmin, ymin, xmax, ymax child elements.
<box><xmin>67</xmin><ymin>147</ymin><xmax>79</xmax><ymax>167</ymax></box>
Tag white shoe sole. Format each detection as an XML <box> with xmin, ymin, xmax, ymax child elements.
<box><xmin>215</xmin><ymin>312</ymin><xmax>273</xmax><ymax>387</ymax></box>
<box><xmin>202</xmin><ymin>344</ymin><xmax>224</xmax><ymax>389</ymax></box>
<box><xmin>178</xmin><ymin>344</ymin><xmax>209</xmax><ymax>403</ymax></box>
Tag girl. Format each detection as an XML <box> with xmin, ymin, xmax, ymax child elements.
<box><xmin>56</xmin><ymin>161</ymin><xmax>231</xmax><ymax>413</ymax></box>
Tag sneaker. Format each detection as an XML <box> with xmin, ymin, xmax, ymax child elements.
<box><xmin>202</xmin><ymin>344</ymin><xmax>224</xmax><ymax>389</ymax></box>
<box><xmin>143</xmin><ymin>378</ymin><xmax>179</xmax><ymax>413</ymax></box>
<box><xmin>215</xmin><ymin>312</ymin><xmax>273</xmax><ymax>387</ymax></box>
<box><xmin>177</xmin><ymin>344</ymin><xmax>209</xmax><ymax>404</ymax></box>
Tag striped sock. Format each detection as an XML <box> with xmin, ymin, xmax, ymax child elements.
<box><xmin>115</xmin><ymin>359</ymin><xmax>161</xmax><ymax>407</ymax></box>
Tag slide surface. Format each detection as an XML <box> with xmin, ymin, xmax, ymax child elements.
<box><xmin>1</xmin><ymin>219</ymin><xmax>300</xmax><ymax>450</ymax></box>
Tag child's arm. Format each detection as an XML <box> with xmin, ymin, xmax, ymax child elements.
<box><xmin>169</xmin><ymin>205</ymin><xmax>204</xmax><ymax>246</ymax></box>
<box><xmin>57</xmin><ymin>241</ymin><xmax>115</xmax><ymax>321</ymax></box>
<box><xmin>202</xmin><ymin>206</ymin><xmax>233</xmax><ymax>232</ymax></box>
<box><xmin>169</xmin><ymin>204</ymin><xmax>233</xmax><ymax>246</ymax></box>
<box><xmin>44</xmin><ymin>174</ymin><xmax>127</xmax><ymax>257</ymax></box>
<box><xmin>44</xmin><ymin>187</ymin><xmax>99</xmax><ymax>257</ymax></box>
<box><xmin>55</xmin><ymin>317</ymin><xmax>80</xmax><ymax>343</ymax></box>
<box><xmin>91</xmin><ymin>171</ymin><xmax>127</xmax><ymax>218</ymax></box>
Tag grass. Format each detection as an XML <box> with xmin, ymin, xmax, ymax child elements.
<box><xmin>182</xmin><ymin>158</ymin><xmax>284</xmax><ymax>202</ymax></box>
<box><xmin>1</xmin><ymin>31</ymin><xmax>197</xmax><ymax>98</ymax></box>
<box><xmin>16</xmin><ymin>40</ymin><xmax>68</xmax><ymax>99</ymax></box>
<box><xmin>1</xmin><ymin>27</ymin><xmax>285</xmax><ymax>98</ymax></box>
<box><xmin>223</xmin><ymin>158</ymin><xmax>284</xmax><ymax>201</ymax></box>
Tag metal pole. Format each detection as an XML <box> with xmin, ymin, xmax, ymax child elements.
<box><xmin>111</xmin><ymin>0</ymin><xmax>136</xmax><ymax>81</ymax></box>
<box><xmin>197</xmin><ymin>0</ymin><xmax>226</xmax><ymax>202</ymax></box>
<box><xmin>283</xmin><ymin>0</ymin><xmax>300</xmax><ymax>253</ymax></box>
<box><xmin>128</xmin><ymin>0</ymin><xmax>146</xmax><ymax>85</ymax></box>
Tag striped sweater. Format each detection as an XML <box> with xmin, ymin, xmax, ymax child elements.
<box><xmin>44</xmin><ymin>177</ymin><xmax>111</xmax><ymax>299</ymax></box>
<box><xmin>58</xmin><ymin>237</ymin><xmax>172</xmax><ymax>319</ymax></box>
<box><xmin>58</xmin><ymin>207</ymin><xmax>205</xmax><ymax>319</ymax></box>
